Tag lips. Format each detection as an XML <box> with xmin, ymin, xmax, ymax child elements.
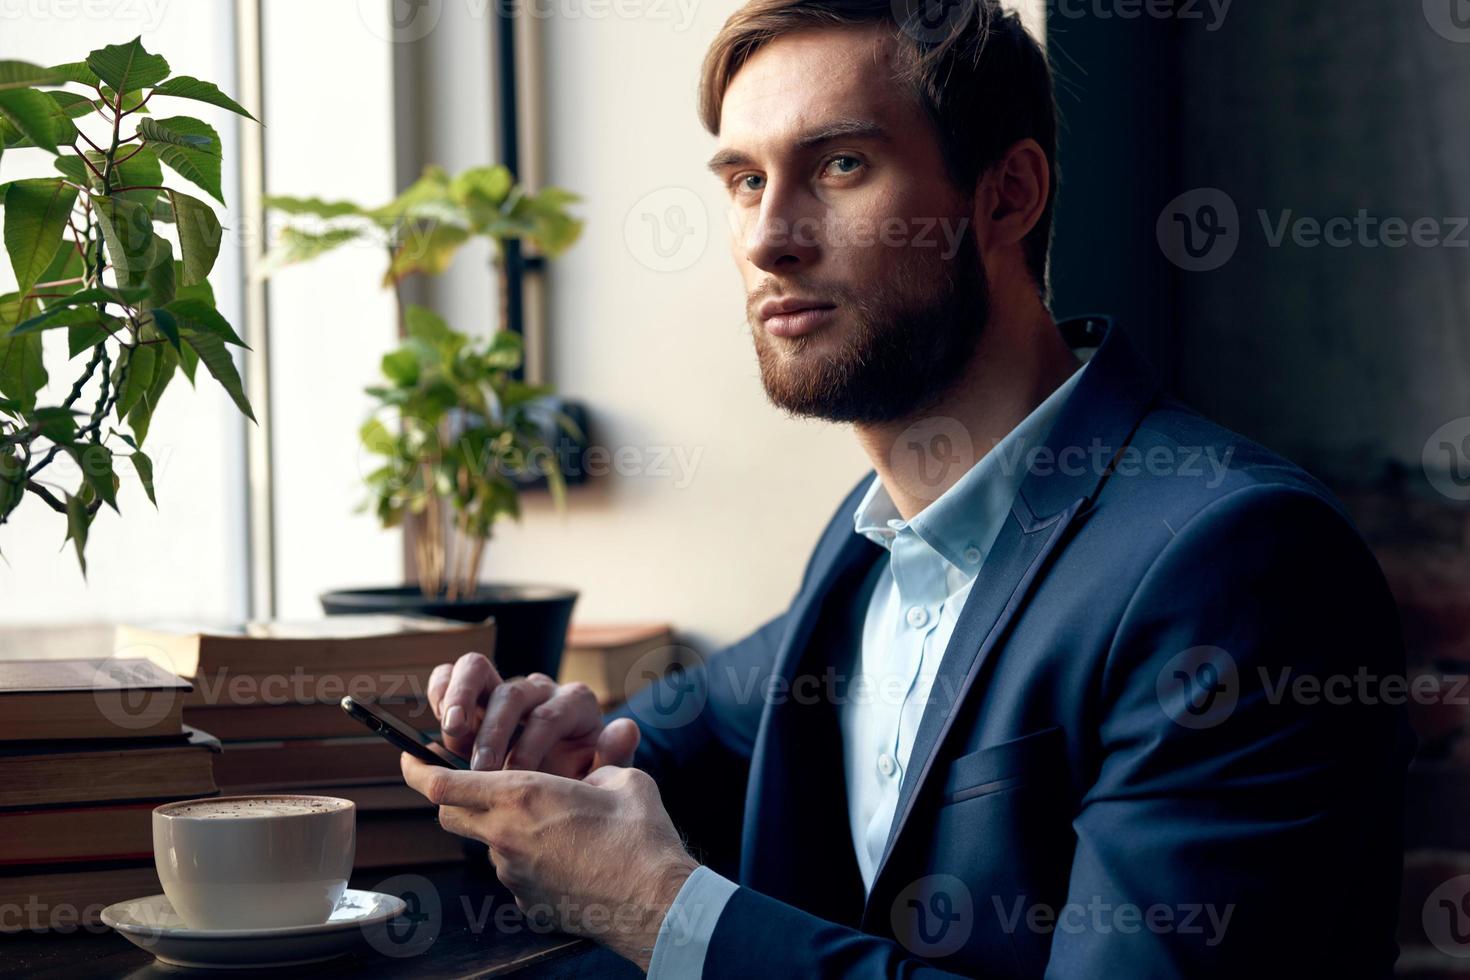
<box><xmin>758</xmin><ymin>296</ymin><xmax>837</xmax><ymax>322</ymax></box>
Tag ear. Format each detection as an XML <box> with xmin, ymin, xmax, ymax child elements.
<box><xmin>975</xmin><ymin>138</ymin><xmax>1050</xmax><ymax>252</ymax></box>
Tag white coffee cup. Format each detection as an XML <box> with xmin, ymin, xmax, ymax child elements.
<box><xmin>152</xmin><ymin>795</ymin><xmax>356</xmax><ymax>931</ymax></box>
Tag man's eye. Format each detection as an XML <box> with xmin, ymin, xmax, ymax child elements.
<box><xmin>734</xmin><ymin>174</ymin><xmax>765</xmax><ymax>194</ymax></box>
<box><xmin>823</xmin><ymin>155</ymin><xmax>863</xmax><ymax>177</ymax></box>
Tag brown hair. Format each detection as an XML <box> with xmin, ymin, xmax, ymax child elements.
<box><xmin>698</xmin><ymin>0</ymin><xmax>1058</xmax><ymax>298</ymax></box>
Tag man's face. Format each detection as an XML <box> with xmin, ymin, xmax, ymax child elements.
<box><xmin>710</xmin><ymin>25</ymin><xmax>988</xmax><ymax>425</ymax></box>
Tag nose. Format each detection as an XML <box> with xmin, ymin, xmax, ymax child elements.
<box><xmin>740</xmin><ymin>181</ymin><xmax>820</xmax><ymax>274</ymax></box>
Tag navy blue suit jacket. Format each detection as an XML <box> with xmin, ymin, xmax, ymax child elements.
<box><xmin>618</xmin><ymin>324</ymin><xmax>1415</xmax><ymax>978</ymax></box>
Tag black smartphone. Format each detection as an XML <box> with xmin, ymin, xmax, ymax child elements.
<box><xmin>340</xmin><ymin>695</ymin><xmax>471</xmax><ymax>770</ymax></box>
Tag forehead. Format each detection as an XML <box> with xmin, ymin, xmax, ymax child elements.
<box><xmin>717</xmin><ymin>25</ymin><xmax>922</xmax><ymax>153</ymax></box>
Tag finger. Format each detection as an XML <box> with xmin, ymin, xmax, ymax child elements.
<box><xmin>592</xmin><ymin>717</ymin><xmax>641</xmax><ymax>770</ymax></box>
<box><xmin>472</xmin><ymin>673</ymin><xmax>558</xmax><ymax>771</ymax></box>
<box><xmin>426</xmin><ymin>663</ymin><xmax>453</xmax><ymax>720</ymax></box>
<box><xmin>400</xmin><ymin>752</ymin><xmax>503</xmax><ymax>809</ymax></box>
<box><xmin>583</xmin><ymin>763</ymin><xmax>632</xmax><ymax>790</ymax></box>
<box><xmin>441</xmin><ymin>652</ymin><xmax>499</xmax><ymax>746</ymax></box>
<box><xmin>503</xmin><ymin>682</ymin><xmax>601</xmax><ymax>773</ymax></box>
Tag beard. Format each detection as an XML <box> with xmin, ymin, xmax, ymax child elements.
<box><xmin>750</xmin><ymin>225</ymin><xmax>988</xmax><ymax>426</ymax></box>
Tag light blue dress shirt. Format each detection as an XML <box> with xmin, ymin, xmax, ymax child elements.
<box><xmin>647</xmin><ymin>361</ymin><xmax>1088</xmax><ymax>978</ymax></box>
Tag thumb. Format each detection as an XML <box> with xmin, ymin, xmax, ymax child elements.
<box><xmin>592</xmin><ymin>717</ymin><xmax>640</xmax><ymax>770</ymax></box>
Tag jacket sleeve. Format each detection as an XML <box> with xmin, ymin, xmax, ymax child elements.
<box><xmin>693</xmin><ymin>483</ymin><xmax>1414</xmax><ymax>979</ymax></box>
<box><xmin>609</xmin><ymin>611</ymin><xmax>790</xmax><ymax>873</ymax></box>
<box><xmin>1042</xmin><ymin>483</ymin><xmax>1415</xmax><ymax>977</ymax></box>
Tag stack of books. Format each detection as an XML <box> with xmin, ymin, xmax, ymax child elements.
<box><xmin>112</xmin><ymin>615</ymin><xmax>493</xmax><ymax>868</ymax></box>
<box><xmin>0</xmin><ymin>658</ymin><xmax>220</xmax><ymax>931</ymax></box>
<box><xmin>560</xmin><ymin>623</ymin><xmax>678</xmax><ymax>707</ymax></box>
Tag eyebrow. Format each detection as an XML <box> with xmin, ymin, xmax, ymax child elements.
<box><xmin>705</xmin><ymin>118</ymin><xmax>891</xmax><ymax>173</ymax></box>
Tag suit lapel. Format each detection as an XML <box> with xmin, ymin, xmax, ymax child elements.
<box><xmin>864</xmin><ymin>321</ymin><xmax>1161</xmax><ymax>904</ymax></box>
<box><xmin>739</xmin><ymin>491</ymin><xmax>884</xmax><ymax>924</ymax></box>
<box><xmin>866</xmin><ymin>495</ymin><xmax>1089</xmax><ymax>903</ymax></box>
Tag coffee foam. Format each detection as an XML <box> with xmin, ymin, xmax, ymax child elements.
<box><xmin>164</xmin><ymin>797</ymin><xmax>350</xmax><ymax>819</ymax></box>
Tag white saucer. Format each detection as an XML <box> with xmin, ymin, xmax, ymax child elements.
<box><xmin>100</xmin><ymin>888</ymin><xmax>408</xmax><ymax>969</ymax></box>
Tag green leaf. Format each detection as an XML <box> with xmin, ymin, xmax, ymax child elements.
<box><xmin>31</xmin><ymin>405</ymin><xmax>80</xmax><ymax>444</ymax></box>
<box><xmin>136</xmin><ymin>116</ymin><xmax>222</xmax><ymax>204</ymax></box>
<box><xmin>0</xmin><ymin>293</ymin><xmax>47</xmax><ymax>412</ymax></box>
<box><xmin>68</xmin><ymin>320</ymin><xmax>114</xmax><ymax>357</ymax></box>
<box><xmin>405</xmin><ymin>305</ymin><xmax>454</xmax><ymax>347</ymax></box>
<box><xmin>140</xmin><ymin>236</ymin><xmax>175</xmax><ymax>310</ymax></box>
<box><xmin>265</xmin><ymin>195</ymin><xmax>367</xmax><ymax>219</ymax></box>
<box><xmin>85</xmin><ymin>37</ymin><xmax>169</xmax><ymax>96</ymax></box>
<box><xmin>126</xmin><ymin>343</ymin><xmax>176</xmax><ymax>446</ymax></box>
<box><xmin>95</xmin><ymin>145</ymin><xmax>164</xmax><ymax>211</ymax></box>
<box><xmin>54</xmin><ymin>154</ymin><xmax>89</xmax><ymax>184</ymax></box>
<box><xmin>0</xmin><ymin>88</ymin><xmax>62</xmax><ymax>153</ymax></box>
<box><xmin>11</xmin><ymin>304</ymin><xmax>110</xmax><ymax>335</ymax></box>
<box><xmin>449</xmin><ymin>165</ymin><xmax>514</xmax><ymax>210</ymax></box>
<box><xmin>259</xmin><ymin>226</ymin><xmax>362</xmax><ymax>275</ymax></box>
<box><xmin>0</xmin><ymin>448</ymin><xmax>22</xmax><ymax>522</ymax></box>
<box><xmin>164</xmin><ymin>190</ymin><xmax>221</xmax><ymax>285</ymax></box>
<box><xmin>11</xmin><ymin>286</ymin><xmax>147</xmax><ymax>334</ymax></box>
<box><xmin>385</xmin><ymin>222</ymin><xmax>469</xmax><ymax>284</ymax></box>
<box><xmin>177</xmin><ymin>333</ymin><xmax>198</xmax><ymax>384</ymax></box>
<box><xmin>116</xmin><ymin>343</ymin><xmax>157</xmax><ymax>418</ymax></box>
<box><xmin>381</xmin><ymin>348</ymin><xmax>419</xmax><ymax>387</ymax></box>
<box><xmin>359</xmin><ymin>417</ymin><xmax>393</xmax><ymax>455</ymax></box>
<box><xmin>73</xmin><ymin>443</ymin><xmax>119</xmax><ymax>513</ymax></box>
<box><xmin>132</xmin><ymin>450</ymin><xmax>156</xmax><ymax>506</ymax></box>
<box><xmin>162</xmin><ymin>297</ymin><xmax>246</xmax><ymax>347</ymax></box>
<box><xmin>49</xmin><ymin>62</ymin><xmax>101</xmax><ymax>87</ymax></box>
<box><xmin>0</xmin><ymin>90</ymin><xmax>84</xmax><ymax>151</ymax></box>
<box><xmin>92</xmin><ymin>195</ymin><xmax>159</xmax><ymax>289</ymax></box>
<box><xmin>64</xmin><ymin>491</ymin><xmax>90</xmax><ymax>576</ymax></box>
<box><xmin>185</xmin><ymin>332</ymin><xmax>254</xmax><ymax>421</ymax></box>
<box><xmin>0</xmin><ymin>61</ymin><xmax>67</xmax><ymax>91</ymax></box>
<box><xmin>151</xmin><ymin>76</ymin><xmax>256</xmax><ymax>121</ymax></box>
<box><xmin>369</xmin><ymin>166</ymin><xmax>453</xmax><ymax>225</ymax></box>
<box><xmin>149</xmin><ymin>308</ymin><xmax>180</xmax><ymax>352</ymax></box>
<box><xmin>4</xmin><ymin>178</ymin><xmax>78</xmax><ymax>295</ymax></box>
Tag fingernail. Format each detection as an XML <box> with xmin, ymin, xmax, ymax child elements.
<box><xmin>444</xmin><ymin>706</ymin><xmax>463</xmax><ymax>734</ymax></box>
<box><xmin>471</xmin><ymin>748</ymin><xmax>486</xmax><ymax>770</ymax></box>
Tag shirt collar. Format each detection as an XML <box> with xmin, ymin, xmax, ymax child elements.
<box><xmin>853</xmin><ymin>359</ymin><xmax>1089</xmax><ymax>574</ymax></box>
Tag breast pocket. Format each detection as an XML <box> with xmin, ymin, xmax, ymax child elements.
<box><xmin>941</xmin><ymin>725</ymin><xmax>1067</xmax><ymax>805</ymax></box>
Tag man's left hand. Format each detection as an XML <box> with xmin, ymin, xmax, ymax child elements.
<box><xmin>400</xmin><ymin>753</ymin><xmax>698</xmax><ymax>969</ymax></box>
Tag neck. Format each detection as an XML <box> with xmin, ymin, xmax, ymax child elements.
<box><xmin>855</xmin><ymin>301</ymin><xmax>1079</xmax><ymax>521</ymax></box>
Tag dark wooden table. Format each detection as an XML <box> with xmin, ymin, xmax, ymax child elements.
<box><xmin>3</xmin><ymin>864</ymin><xmax>643</xmax><ymax>979</ymax></box>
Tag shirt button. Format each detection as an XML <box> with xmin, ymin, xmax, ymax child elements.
<box><xmin>906</xmin><ymin>606</ymin><xmax>929</xmax><ymax>628</ymax></box>
<box><xmin>964</xmin><ymin>547</ymin><xmax>983</xmax><ymax>565</ymax></box>
<box><xmin>877</xmin><ymin>753</ymin><xmax>896</xmax><ymax>778</ymax></box>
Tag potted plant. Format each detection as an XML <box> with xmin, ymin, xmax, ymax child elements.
<box><xmin>264</xmin><ymin>165</ymin><xmax>582</xmax><ymax>679</ymax></box>
<box><xmin>0</xmin><ymin>40</ymin><xmax>256</xmax><ymax>570</ymax></box>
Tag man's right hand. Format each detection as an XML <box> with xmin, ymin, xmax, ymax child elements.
<box><xmin>426</xmin><ymin>652</ymin><xmax>641</xmax><ymax>778</ymax></box>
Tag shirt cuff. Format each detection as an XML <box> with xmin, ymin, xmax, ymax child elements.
<box><xmin>645</xmin><ymin>865</ymin><xmax>738</xmax><ymax>980</ymax></box>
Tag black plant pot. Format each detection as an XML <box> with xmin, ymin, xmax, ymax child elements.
<box><xmin>318</xmin><ymin>584</ymin><xmax>578</xmax><ymax>681</ymax></box>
